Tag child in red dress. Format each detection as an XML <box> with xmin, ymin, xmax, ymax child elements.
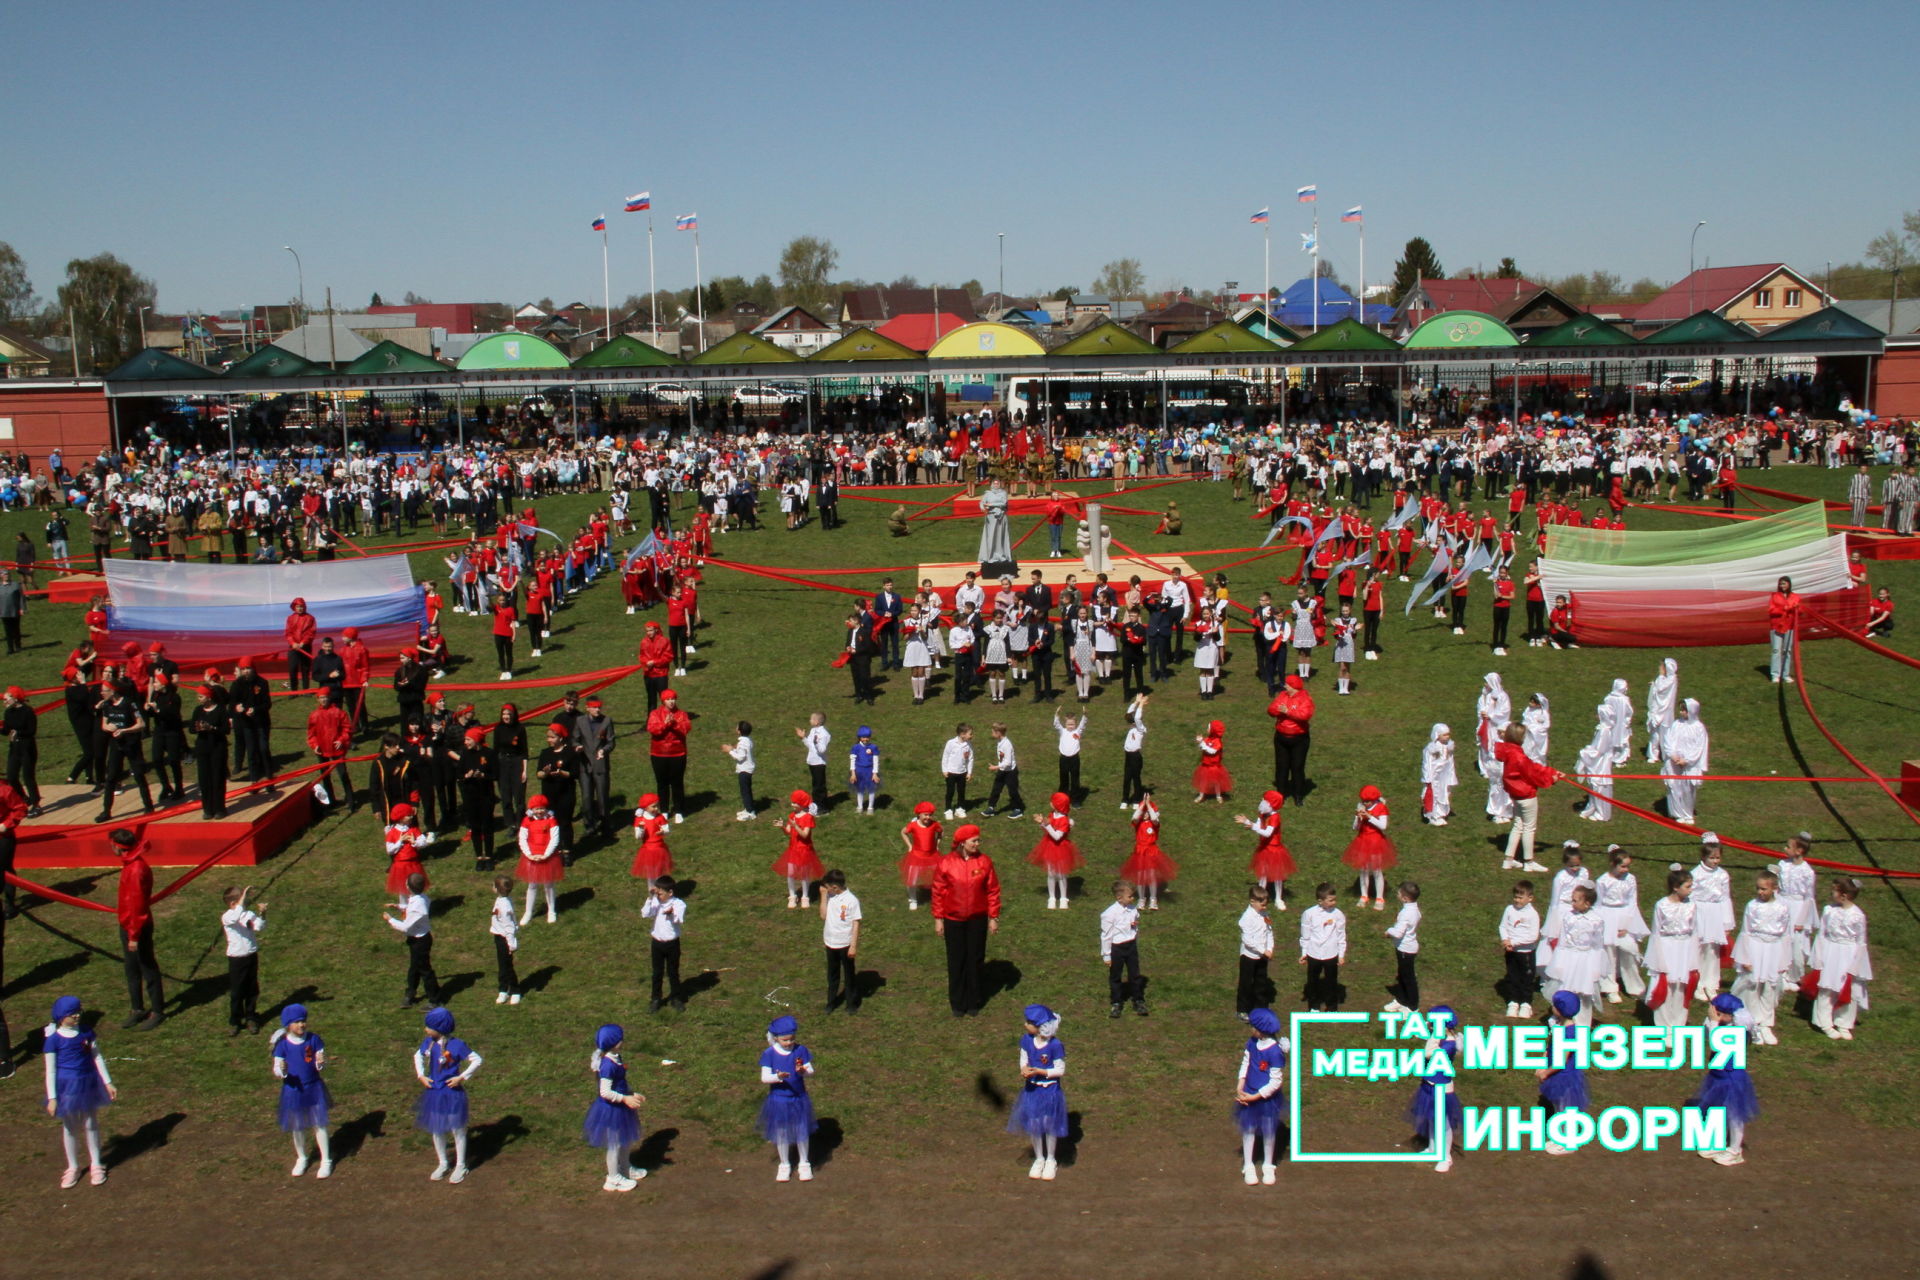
<box><xmin>1342</xmin><ymin>784</ymin><xmax>1397</xmax><ymax>910</ymax></box>
<box><xmin>773</xmin><ymin>789</ymin><xmax>824</xmax><ymax>908</ymax></box>
<box><xmin>1120</xmin><ymin>792</ymin><xmax>1179</xmax><ymax>910</ymax></box>
<box><xmin>1028</xmin><ymin>791</ymin><xmax>1083</xmax><ymax>910</ymax></box>
<box><xmin>630</xmin><ymin>793</ymin><xmax>673</xmax><ymax>881</ymax></box>
<box><xmin>1192</xmin><ymin>719</ymin><xmax>1232</xmax><ymax>802</ymax></box>
<box><xmin>898</xmin><ymin>801</ymin><xmax>944</xmax><ymax>910</ymax></box>
<box><xmin>1235</xmin><ymin>790</ymin><xmax>1294</xmax><ymax>909</ymax></box>
<box><xmin>516</xmin><ymin>794</ymin><xmax>565</xmax><ymax>924</ymax></box>
<box><xmin>384</xmin><ymin>803</ymin><xmax>430</xmax><ymax>894</ymax></box>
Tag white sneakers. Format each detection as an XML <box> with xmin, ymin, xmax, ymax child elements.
<box><xmin>292</xmin><ymin>1156</ymin><xmax>310</xmax><ymax>1177</ymax></box>
<box><xmin>1030</xmin><ymin>1157</ymin><xmax>1047</xmax><ymax>1180</ymax></box>
<box><xmin>954</xmin><ymin>808</ymin><xmax>966</xmax><ymax>818</ymax></box>
<box><xmin>1713</xmin><ymin>1151</ymin><xmax>1745</xmax><ymax>1165</ymax></box>
<box><xmin>1243</xmin><ymin>1163</ymin><xmax>1258</xmax><ymax>1185</ymax></box>
<box><xmin>1260</xmin><ymin>1164</ymin><xmax>1276</xmax><ymax>1185</ymax></box>
<box><xmin>1040</xmin><ymin>1158</ymin><xmax>1057</xmax><ymax>1180</ymax></box>
<box><xmin>605</xmin><ymin>1174</ymin><xmax>639</xmax><ymax>1192</ymax></box>
<box><xmin>776</xmin><ymin>1163</ymin><xmax>792</xmax><ymax>1182</ymax></box>
<box><xmin>1505</xmin><ymin>1002</ymin><xmax>1519</xmax><ymax>1017</ymax></box>
<box><xmin>1383</xmin><ymin>1000</ymin><xmax>1410</xmax><ymax>1013</ymax></box>
<box><xmin>796</xmin><ymin>1163</ymin><xmax>813</xmax><ymax>1182</ymax></box>
<box><xmin>497</xmin><ymin>992</ymin><xmax>508</xmax><ymax>1004</ymax></box>
<box><xmin>450</xmin><ymin>1166</ymin><xmax>468</xmax><ymax>1184</ymax></box>
<box><xmin>1523</xmin><ymin>861</ymin><xmax>1549</xmax><ymax>873</ymax></box>
<box><xmin>1516</xmin><ymin>1003</ymin><xmax>1533</xmax><ymax>1018</ymax></box>
<box><xmin>786</xmin><ymin>894</ymin><xmax>798</xmax><ymax>909</ymax></box>
<box><xmin>499</xmin><ymin>672</ymin><xmax>512</xmax><ymax>681</ymax></box>
<box><xmin>431</xmin><ymin>1162</ymin><xmax>450</xmax><ymax>1181</ymax></box>
<box><xmin>1501</xmin><ymin>858</ymin><xmax>1521</xmax><ymax>870</ymax></box>
<box><xmin>315</xmin><ymin>1160</ymin><xmax>333</xmax><ymax>1179</ymax></box>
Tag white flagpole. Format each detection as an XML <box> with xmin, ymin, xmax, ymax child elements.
<box><xmin>1312</xmin><ymin>203</ymin><xmax>1321</xmax><ymax>329</ymax></box>
<box><xmin>600</xmin><ymin>226</ymin><xmax>612</xmax><ymax>342</ymax></box>
<box><xmin>1357</xmin><ymin>217</ymin><xmax>1365</xmax><ymax>328</ymax></box>
<box><xmin>693</xmin><ymin>226</ymin><xmax>705</xmax><ymax>352</ymax></box>
<box><xmin>1263</xmin><ymin>219</ymin><xmax>1271</xmax><ymax>321</ymax></box>
<box><xmin>647</xmin><ymin>210</ymin><xmax>658</xmax><ymax>348</ymax></box>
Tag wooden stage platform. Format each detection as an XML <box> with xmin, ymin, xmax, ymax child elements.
<box><xmin>16</xmin><ymin>779</ymin><xmax>315</xmax><ymax>870</ymax></box>
<box><xmin>45</xmin><ymin>571</ymin><xmax>106</xmax><ymax>604</ymax></box>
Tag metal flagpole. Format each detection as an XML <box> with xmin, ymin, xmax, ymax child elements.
<box><xmin>1263</xmin><ymin>220</ymin><xmax>1271</xmax><ymax>321</ymax></box>
<box><xmin>1356</xmin><ymin>216</ymin><xmax>1365</xmax><ymax>328</ymax></box>
<box><xmin>693</xmin><ymin>226</ymin><xmax>705</xmax><ymax>352</ymax></box>
<box><xmin>601</xmin><ymin>225</ymin><xmax>612</xmax><ymax>342</ymax></box>
<box><xmin>1312</xmin><ymin>204</ymin><xmax>1320</xmax><ymax>330</ymax></box>
<box><xmin>647</xmin><ymin>210</ymin><xmax>658</xmax><ymax>347</ymax></box>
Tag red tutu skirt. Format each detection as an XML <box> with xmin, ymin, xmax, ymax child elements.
<box><xmin>1192</xmin><ymin>761</ymin><xmax>1233</xmax><ymax>797</ymax></box>
<box><xmin>516</xmin><ymin>852</ymin><xmax>565</xmax><ymax>884</ymax></box>
<box><xmin>772</xmin><ymin>838</ymin><xmax>824</xmax><ymax>880</ymax></box>
<box><xmin>1121</xmin><ymin>842</ymin><xmax>1179</xmax><ymax>888</ymax></box>
<box><xmin>1027</xmin><ymin>836</ymin><xmax>1084</xmax><ymax>874</ymax></box>
<box><xmin>1248</xmin><ymin>840</ymin><xmax>1295</xmax><ymax>882</ymax></box>
<box><xmin>630</xmin><ymin>840</ymin><xmax>673</xmax><ymax>881</ymax></box>
<box><xmin>1340</xmin><ymin>828</ymin><xmax>1397</xmax><ymax>873</ymax></box>
<box><xmin>898</xmin><ymin>851</ymin><xmax>940</xmax><ymax>888</ymax></box>
<box><xmin>386</xmin><ymin>854</ymin><xmax>427</xmax><ymax>894</ymax></box>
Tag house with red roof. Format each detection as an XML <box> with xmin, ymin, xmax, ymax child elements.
<box><xmin>1393</xmin><ymin>275</ymin><xmax>1582</xmax><ymax>338</ymax></box>
<box><xmin>1626</xmin><ymin>264</ymin><xmax>1829</xmax><ymax>334</ymax></box>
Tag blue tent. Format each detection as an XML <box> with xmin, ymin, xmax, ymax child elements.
<box><xmin>1266</xmin><ymin>278</ymin><xmax>1395</xmax><ymax>330</ymax></box>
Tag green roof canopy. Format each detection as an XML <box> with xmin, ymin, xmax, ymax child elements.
<box><xmin>1167</xmin><ymin>321</ymin><xmax>1283</xmax><ymax>355</ymax></box>
<box><xmin>1287</xmin><ymin>318</ymin><xmax>1400</xmax><ymax>352</ymax></box>
<box><xmin>346</xmin><ymin>340</ymin><xmax>447</xmax><ymax>375</ymax></box>
<box><xmin>1643</xmin><ymin>311</ymin><xmax>1752</xmax><ymax>344</ymax></box>
<box><xmin>1403</xmin><ymin>310</ymin><xmax>1520</xmax><ymax>349</ymax></box>
<box><xmin>1053</xmin><ymin>321</ymin><xmax>1162</xmax><ymax>357</ymax></box>
<box><xmin>809</xmin><ymin>326</ymin><xmax>922</xmax><ymax>361</ymax></box>
<box><xmin>1524</xmin><ymin>314</ymin><xmax>1636</xmax><ymax>347</ymax></box>
<box><xmin>223</xmin><ymin>344</ymin><xmax>321</xmax><ymax>378</ymax></box>
<box><xmin>572</xmin><ymin>334</ymin><xmax>677</xmax><ymax>368</ymax></box>
<box><xmin>455</xmin><ymin>332</ymin><xmax>571</xmax><ymax>370</ymax></box>
<box><xmin>1759</xmin><ymin>307</ymin><xmax>1886</xmax><ymax>342</ymax></box>
<box><xmin>689</xmin><ymin>332</ymin><xmax>801</xmax><ymax>365</ymax></box>
<box><xmin>107</xmin><ymin>348</ymin><xmax>221</xmax><ymax>381</ymax></box>
<box><xmin>1238</xmin><ymin>312</ymin><xmax>1301</xmax><ymax>344</ymax></box>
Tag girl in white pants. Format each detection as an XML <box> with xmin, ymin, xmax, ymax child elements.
<box><xmin>1730</xmin><ymin>872</ymin><xmax>1793</xmax><ymax>1045</ymax></box>
<box><xmin>1809</xmin><ymin>877</ymin><xmax>1873</xmax><ymax>1040</ymax></box>
<box><xmin>1643</xmin><ymin>869</ymin><xmax>1696</xmax><ymax>1027</ymax></box>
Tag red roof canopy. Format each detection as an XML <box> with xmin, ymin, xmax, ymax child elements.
<box><xmin>875</xmin><ymin>312</ymin><xmax>973</xmax><ymax>352</ymax></box>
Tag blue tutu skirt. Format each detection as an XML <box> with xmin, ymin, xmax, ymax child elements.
<box><xmin>1539</xmin><ymin>1068</ymin><xmax>1590</xmax><ymax>1115</ymax></box>
<box><xmin>1234</xmin><ymin>1093</ymin><xmax>1281</xmax><ymax>1137</ymax></box>
<box><xmin>1006</xmin><ymin>1084</ymin><xmax>1069</xmax><ymax>1138</ymax></box>
<box><xmin>1688</xmin><ymin>1069</ymin><xmax>1760</xmax><ymax>1126</ymax></box>
<box><xmin>277</xmin><ymin>1079</ymin><xmax>332</xmax><ymax>1132</ymax></box>
<box><xmin>582</xmin><ymin>1097</ymin><xmax>641</xmax><ymax>1149</ymax></box>
<box><xmin>1406</xmin><ymin>1081</ymin><xmax>1463</xmax><ymax>1143</ymax></box>
<box><xmin>53</xmin><ymin>1071</ymin><xmax>112</xmax><ymax>1119</ymax></box>
<box><xmin>414</xmin><ymin>1086</ymin><xmax>471</xmax><ymax>1134</ymax></box>
<box><xmin>758</xmin><ymin>1091</ymin><xmax>818</xmax><ymax>1145</ymax></box>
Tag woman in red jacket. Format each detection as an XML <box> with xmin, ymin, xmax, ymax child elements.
<box><xmin>932</xmin><ymin>823</ymin><xmax>1001</xmax><ymax>1017</ymax></box>
<box><xmin>1767</xmin><ymin>575</ymin><xmax>1801</xmax><ymax>684</ymax></box>
<box><xmin>284</xmin><ymin>598</ymin><xmax>317</xmax><ymax>691</ymax></box>
<box><xmin>1495</xmin><ymin>723</ymin><xmax>1558</xmax><ymax>873</ymax></box>
<box><xmin>1267</xmin><ymin>675</ymin><xmax>1314</xmax><ymax>805</ymax></box>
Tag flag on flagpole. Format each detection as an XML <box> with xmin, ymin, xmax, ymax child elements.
<box><xmin>1300</xmin><ymin>232</ymin><xmax>1316</xmax><ymax>253</ymax></box>
<box><xmin>623</xmin><ymin>192</ymin><xmax>651</xmax><ymax>212</ymax></box>
<box><xmin>1341</xmin><ymin>206</ymin><xmax>1363</xmax><ymax>223</ymax></box>
<box><xmin>1296</xmin><ymin>185</ymin><xmax>1317</xmax><ymax>202</ymax></box>
<box><xmin>1249</xmin><ymin>207</ymin><xmax>1270</xmax><ymax>224</ymax></box>
<box><xmin>674</xmin><ymin>213</ymin><xmax>698</xmax><ymax>231</ymax></box>
<box><xmin>590</xmin><ymin>215</ymin><xmax>606</xmax><ymax>231</ymax></box>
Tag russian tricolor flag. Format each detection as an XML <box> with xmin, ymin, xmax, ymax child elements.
<box><xmin>1249</xmin><ymin>207</ymin><xmax>1270</xmax><ymax>224</ymax></box>
<box><xmin>624</xmin><ymin>192</ymin><xmax>651</xmax><ymax>212</ymax></box>
<box><xmin>1296</xmin><ymin>185</ymin><xmax>1317</xmax><ymax>202</ymax></box>
<box><xmin>591</xmin><ymin>215</ymin><xmax>607</xmax><ymax>231</ymax></box>
<box><xmin>1341</xmin><ymin>206</ymin><xmax>1363</xmax><ymax>223</ymax></box>
<box><xmin>675</xmin><ymin>213</ymin><xmax>697</xmax><ymax>231</ymax></box>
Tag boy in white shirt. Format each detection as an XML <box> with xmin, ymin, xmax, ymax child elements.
<box><xmin>981</xmin><ymin>722</ymin><xmax>1025</xmax><ymax>819</ymax></box>
<box><xmin>722</xmin><ymin>720</ymin><xmax>757</xmax><ymax>821</ymax></box>
<box><xmin>1383</xmin><ymin>881</ymin><xmax>1422</xmax><ymax>1013</ymax></box>
<box><xmin>220</xmin><ymin>885</ymin><xmax>266</xmax><ymax>1034</ymax></box>
<box><xmin>796</xmin><ymin>712</ymin><xmax>831</xmax><ymax>813</ymax></box>
<box><xmin>820</xmin><ymin>869</ymin><xmax>863</xmax><ymax>1014</ymax></box>
<box><xmin>1100</xmin><ymin>880</ymin><xmax>1147</xmax><ymax>1019</ymax></box>
<box><xmin>940</xmin><ymin>724</ymin><xmax>974</xmax><ymax>818</ymax></box>
<box><xmin>1498</xmin><ymin>880</ymin><xmax>1541</xmax><ymax>1018</ymax></box>
<box><xmin>1298</xmin><ymin>882</ymin><xmax>1347</xmax><ymax>1012</ymax></box>
<box><xmin>1052</xmin><ymin>709</ymin><xmax>1086</xmax><ymax>808</ymax></box>
<box><xmin>1237</xmin><ymin>884</ymin><xmax>1276</xmax><ymax>1019</ymax></box>
<box><xmin>641</xmin><ymin>875</ymin><xmax>688</xmax><ymax>1013</ymax></box>
<box><xmin>1120</xmin><ymin>691</ymin><xmax>1149</xmax><ymax>808</ymax></box>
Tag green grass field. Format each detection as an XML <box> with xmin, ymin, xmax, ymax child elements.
<box><xmin>1</xmin><ymin>463</ymin><xmax>1914</xmax><ymax>1187</ymax></box>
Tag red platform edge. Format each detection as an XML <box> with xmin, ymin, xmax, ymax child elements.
<box><xmin>18</xmin><ymin>786</ymin><xmax>314</xmax><ymax>869</ymax></box>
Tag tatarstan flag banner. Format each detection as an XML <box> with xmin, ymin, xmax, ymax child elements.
<box><xmin>1540</xmin><ymin>503</ymin><xmax>1868</xmax><ymax>646</ymax></box>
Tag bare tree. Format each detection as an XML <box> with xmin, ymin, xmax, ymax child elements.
<box><xmin>1091</xmin><ymin>258</ymin><xmax>1146</xmax><ymax>299</ymax></box>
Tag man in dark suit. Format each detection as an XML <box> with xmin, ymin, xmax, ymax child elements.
<box><xmin>872</xmin><ymin>577</ymin><xmax>904</xmax><ymax>670</ymax></box>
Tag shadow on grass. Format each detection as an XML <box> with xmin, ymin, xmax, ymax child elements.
<box><xmin>635</xmin><ymin>1124</ymin><xmax>679</xmax><ymax>1171</ymax></box>
<box><xmin>102</xmin><ymin>1111</ymin><xmax>186</xmax><ymax>1166</ymax></box>
<box><xmin>466</xmin><ymin>1112</ymin><xmax>529</xmax><ymax>1168</ymax></box>
<box><xmin>331</xmin><ymin>1108</ymin><xmax>387</xmax><ymax>1161</ymax></box>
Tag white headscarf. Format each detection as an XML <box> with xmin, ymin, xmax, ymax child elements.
<box><xmin>1665</xmin><ymin>698</ymin><xmax>1710</xmax><ymax>775</ymax></box>
<box><xmin>1478</xmin><ymin>673</ymin><xmax>1510</xmax><ymax>727</ymax></box>
<box><xmin>1422</xmin><ymin>723</ymin><xmax>1456</xmax><ymax>785</ymax></box>
<box><xmin>1522</xmin><ymin>694</ymin><xmax>1551</xmax><ymax>763</ymax></box>
<box><xmin>1603</xmin><ymin>678</ymin><xmax>1634</xmax><ymax>762</ymax></box>
<box><xmin>1647</xmin><ymin>658</ymin><xmax>1679</xmax><ymax>729</ymax></box>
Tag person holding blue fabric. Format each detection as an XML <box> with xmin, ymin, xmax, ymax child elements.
<box><xmin>43</xmin><ymin>994</ymin><xmax>116</xmax><ymax>1188</ymax></box>
<box><xmin>270</xmin><ymin>1003</ymin><xmax>332</xmax><ymax>1179</ymax></box>
<box><xmin>1688</xmin><ymin>993</ymin><xmax>1760</xmax><ymax>1167</ymax></box>
<box><xmin>759</xmin><ymin>1015</ymin><xmax>817</xmax><ymax>1182</ymax></box>
<box><xmin>1405</xmin><ymin>1004</ymin><xmax>1462</xmax><ymax>1174</ymax></box>
<box><xmin>414</xmin><ymin>1006</ymin><xmax>482</xmax><ymax>1184</ymax></box>
<box><xmin>1233</xmin><ymin>1007</ymin><xmax>1287</xmax><ymax>1185</ymax></box>
<box><xmin>584</xmin><ymin>1023</ymin><xmax>646</xmax><ymax>1192</ymax></box>
<box><xmin>1007</xmin><ymin>1003</ymin><xmax>1068</xmax><ymax>1180</ymax></box>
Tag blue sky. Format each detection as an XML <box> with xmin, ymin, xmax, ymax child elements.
<box><xmin>4</xmin><ymin>1</ymin><xmax>1916</xmax><ymax>314</ymax></box>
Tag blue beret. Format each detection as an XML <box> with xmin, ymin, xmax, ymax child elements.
<box><xmin>425</xmin><ymin>1007</ymin><xmax>455</xmax><ymax>1034</ymax></box>
<box><xmin>281</xmin><ymin>1004</ymin><xmax>308</xmax><ymax>1027</ymax></box>
<box><xmin>1551</xmin><ymin>990</ymin><xmax>1581</xmax><ymax>1018</ymax></box>
<box><xmin>596</xmin><ymin>1023</ymin><xmax>624</xmax><ymax>1051</ymax></box>
<box><xmin>768</xmin><ymin>1015</ymin><xmax>798</xmax><ymax>1037</ymax></box>
<box><xmin>1023</xmin><ymin>1004</ymin><xmax>1055</xmax><ymax>1027</ymax></box>
<box><xmin>1426</xmin><ymin>1005</ymin><xmax>1456</xmax><ymax>1028</ymax></box>
<box><xmin>1710</xmin><ymin>993</ymin><xmax>1744</xmax><ymax>1015</ymax></box>
<box><xmin>1247</xmin><ymin>1008</ymin><xmax>1281</xmax><ymax>1036</ymax></box>
<box><xmin>51</xmin><ymin>995</ymin><xmax>83</xmax><ymax>1023</ymax></box>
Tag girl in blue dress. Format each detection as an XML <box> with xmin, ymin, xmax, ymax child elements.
<box><xmin>849</xmin><ymin>727</ymin><xmax>881</xmax><ymax>815</ymax></box>
<box><xmin>1405</xmin><ymin>1004</ymin><xmax>1463</xmax><ymax>1174</ymax></box>
<box><xmin>759</xmin><ymin>1014</ymin><xmax>818</xmax><ymax>1181</ymax></box>
<box><xmin>583</xmin><ymin>1023</ymin><xmax>647</xmax><ymax>1192</ymax></box>
<box><xmin>1537</xmin><ymin>990</ymin><xmax>1591</xmax><ymax>1156</ymax></box>
<box><xmin>1233</xmin><ymin>1007</ymin><xmax>1287</xmax><ymax>1185</ymax></box>
<box><xmin>270</xmin><ymin>1003</ymin><xmax>333</xmax><ymax>1178</ymax></box>
<box><xmin>1688</xmin><ymin>992</ymin><xmax>1760</xmax><ymax>1166</ymax></box>
<box><xmin>413</xmin><ymin>1006</ymin><xmax>482</xmax><ymax>1184</ymax></box>
<box><xmin>1008</xmin><ymin>1003</ymin><xmax>1068</xmax><ymax>1180</ymax></box>
<box><xmin>42</xmin><ymin>994</ymin><xmax>116</xmax><ymax>1188</ymax></box>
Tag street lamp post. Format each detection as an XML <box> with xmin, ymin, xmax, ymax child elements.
<box><xmin>138</xmin><ymin>305</ymin><xmax>151</xmax><ymax>352</ymax></box>
<box><xmin>283</xmin><ymin>245</ymin><xmax>306</xmax><ymax>325</ymax></box>
<box><xmin>1688</xmin><ymin>221</ymin><xmax>1707</xmax><ymax>315</ymax></box>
